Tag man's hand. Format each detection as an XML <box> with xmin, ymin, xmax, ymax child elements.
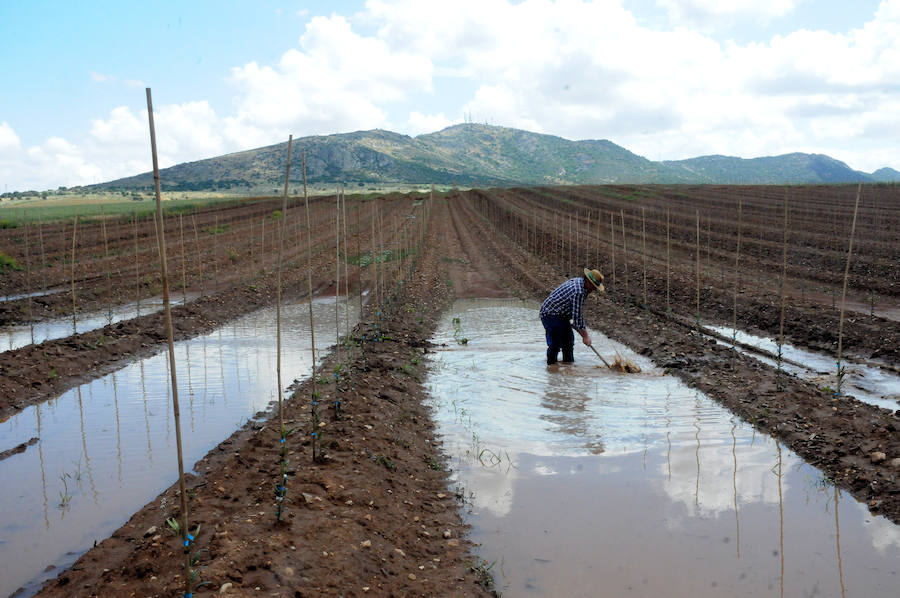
<box><xmin>579</xmin><ymin>329</ymin><xmax>591</xmax><ymax>347</ymax></box>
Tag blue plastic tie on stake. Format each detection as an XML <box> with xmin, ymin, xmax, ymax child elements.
<box><xmin>280</xmin><ymin>438</ymin><xmax>285</xmax><ymax>443</ymax></box>
<box><xmin>311</xmin><ymin>432</ymin><xmax>317</xmax><ymax>437</ymax></box>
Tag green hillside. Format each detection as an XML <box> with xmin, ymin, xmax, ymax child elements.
<box><xmin>90</xmin><ymin>123</ymin><xmax>891</xmax><ymax>191</ymax></box>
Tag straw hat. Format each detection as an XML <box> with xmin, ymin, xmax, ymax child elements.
<box><xmin>584</xmin><ymin>268</ymin><xmax>605</xmax><ymax>292</ymax></box>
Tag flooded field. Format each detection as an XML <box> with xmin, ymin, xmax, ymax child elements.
<box><xmin>1</xmin><ymin>293</ymin><xmax>200</xmax><ymax>354</ymax></box>
<box><xmin>0</xmin><ymin>296</ymin><xmax>358</xmax><ymax>598</ymax></box>
<box><xmin>705</xmin><ymin>324</ymin><xmax>900</xmax><ymax>410</ymax></box>
<box><xmin>427</xmin><ymin>299</ymin><xmax>900</xmax><ymax>598</ymax></box>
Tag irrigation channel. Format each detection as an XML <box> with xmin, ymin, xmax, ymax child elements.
<box><xmin>427</xmin><ymin>299</ymin><xmax>900</xmax><ymax>597</ymax></box>
<box><xmin>0</xmin><ymin>295</ymin><xmax>360</xmax><ymax>598</ymax></box>
<box><xmin>702</xmin><ymin>324</ymin><xmax>900</xmax><ymax>411</ymax></box>
<box><xmin>1</xmin><ymin>293</ymin><xmax>200</xmax><ymax>353</ymax></box>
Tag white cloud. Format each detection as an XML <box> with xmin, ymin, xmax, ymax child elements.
<box><xmin>406</xmin><ymin>111</ymin><xmax>454</xmax><ymax>135</ymax></box>
<box><xmin>5</xmin><ymin>0</ymin><xmax>900</xmax><ymax>190</ymax></box>
<box><xmin>0</xmin><ymin>122</ymin><xmax>21</xmax><ymax>153</ymax></box>
<box><xmin>655</xmin><ymin>0</ymin><xmax>806</xmax><ymax>29</ymax></box>
<box><xmin>89</xmin><ymin>71</ymin><xmax>113</xmax><ymax>83</ymax></box>
<box><xmin>222</xmin><ymin>14</ymin><xmax>433</xmax><ymax>148</ymax></box>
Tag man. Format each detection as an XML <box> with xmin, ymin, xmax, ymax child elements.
<box><xmin>539</xmin><ymin>268</ymin><xmax>605</xmax><ymax>365</ymax></box>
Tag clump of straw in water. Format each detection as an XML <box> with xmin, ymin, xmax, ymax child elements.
<box><xmin>611</xmin><ymin>352</ymin><xmax>641</xmax><ymax>373</ymax></box>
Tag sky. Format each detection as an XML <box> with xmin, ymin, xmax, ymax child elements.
<box><xmin>1</xmin><ymin>0</ymin><xmax>898</xmax><ymax>192</ymax></box>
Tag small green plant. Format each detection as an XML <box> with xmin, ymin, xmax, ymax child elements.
<box><xmin>227</xmin><ymin>247</ymin><xmax>239</xmax><ymax>262</ymax></box>
<box><xmin>372</xmin><ymin>453</ymin><xmax>396</xmax><ymax>471</ymax></box>
<box><xmin>58</xmin><ymin>472</ymin><xmax>72</xmax><ymax>508</ymax></box>
<box><xmin>452</xmin><ymin>317</ymin><xmax>469</xmax><ymax>345</ymax></box>
<box><xmin>467</xmin><ymin>557</ymin><xmax>499</xmax><ymax>594</ymax></box>
<box><xmin>0</xmin><ymin>219</ymin><xmax>18</xmax><ymax>229</ymax></box>
<box><xmin>0</xmin><ymin>251</ymin><xmax>22</xmax><ymax>271</ymax></box>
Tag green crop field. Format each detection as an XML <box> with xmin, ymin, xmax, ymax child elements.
<box><xmin>0</xmin><ymin>191</ymin><xmax>247</xmax><ymax>225</ymax></box>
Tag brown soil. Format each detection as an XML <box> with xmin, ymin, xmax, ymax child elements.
<box><xmin>0</xmin><ymin>184</ymin><xmax>895</xmax><ymax>596</ymax></box>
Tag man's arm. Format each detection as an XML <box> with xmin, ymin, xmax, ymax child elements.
<box><xmin>576</xmin><ymin>327</ymin><xmax>591</xmax><ymax>346</ymax></box>
<box><xmin>571</xmin><ymin>282</ymin><xmax>591</xmax><ymax>345</ymax></box>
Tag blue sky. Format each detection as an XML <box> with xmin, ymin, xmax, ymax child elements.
<box><xmin>1</xmin><ymin>0</ymin><xmax>896</xmax><ymax>190</ymax></box>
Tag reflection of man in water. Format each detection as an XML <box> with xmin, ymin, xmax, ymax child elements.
<box><xmin>539</xmin><ymin>269</ymin><xmax>604</xmax><ymax>365</ymax></box>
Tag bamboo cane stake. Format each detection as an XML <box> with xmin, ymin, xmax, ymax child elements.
<box><xmin>101</xmin><ymin>206</ymin><xmax>112</xmax><ymax>319</ymax></box>
<box><xmin>343</xmin><ymin>190</ymin><xmax>350</xmax><ymax>338</ymax></box>
<box><xmin>301</xmin><ymin>152</ymin><xmax>320</xmax><ymax>460</ymax></box>
<box><xmin>275</xmin><ymin>135</ymin><xmax>292</xmax><ymax>520</ymax></box>
<box><xmin>584</xmin><ymin>211</ymin><xmax>590</xmax><ymax>265</ymax></box>
<box><xmin>335</xmin><ymin>184</ymin><xmax>341</xmax><ymax>358</ymax></box>
<box><xmin>836</xmin><ymin>184</ymin><xmax>861</xmax><ymax>396</ymax></box>
<box><xmin>249</xmin><ymin>218</ymin><xmax>254</xmax><ymax>263</ymax></box>
<box><xmin>596</xmin><ymin>209</ymin><xmax>601</xmax><ymax>267</ymax></box>
<box><xmin>133</xmin><ymin>213</ymin><xmax>140</xmax><ymax>309</ymax></box>
<box><xmin>610</xmin><ymin>212</ymin><xmax>616</xmax><ymax>290</ymax></box>
<box><xmin>179</xmin><ymin>213</ymin><xmax>187</xmax><ymax>303</ymax></box>
<box><xmin>71</xmin><ymin>214</ymin><xmax>78</xmax><ymax>333</ymax></box>
<box><xmin>641</xmin><ymin>207</ymin><xmax>647</xmax><ymax>309</ymax></box>
<box><xmin>695</xmin><ymin>210</ymin><xmax>701</xmax><ymax>327</ymax></box>
<box><xmin>38</xmin><ymin>220</ymin><xmax>47</xmax><ymax>295</ymax></box>
<box><xmin>24</xmin><ymin>211</ymin><xmax>33</xmax><ymax>340</ymax></box>
<box><xmin>356</xmin><ymin>194</ymin><xmax>362</xmax><ymax>312</ymax></box>
<box><xmin>191</xmin><ymin>214</ymin><xmax>203</xmax><ymax>297</ymax></box>
<box><xmin>732</xmin><ymin>199</ymin><xmax>743</xmax><ymax>346</ymax></box>
<box><xmin>372</xmin><ymin>201</ymin><xmax>379</xmax><ymax>311</ymax></box>
<box><xmin>621</xmin><ymin>209</ymin><xmax>628</xmax><ymax>301</ymax></box>
<box><xmin>666</xmin><ymin>208</ymin><xmax>671</xmax><ymax>314</ymax></box>
<box><xmin>213</xmin><ymin>211</ymin><xmax>219</xmax><ymax>291</ymax></box>
<box><xmin>777</xmin><ymin>192</ymin><xmax>789</xmax><ymax>379</ymax></box>
<box><xmin>145</xmin><ymin>87</ymin><xmax>191</xmax><ymax>596</ymax></box>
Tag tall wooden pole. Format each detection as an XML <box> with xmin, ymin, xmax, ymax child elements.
<box><xmin>836</xmin><ymin>185</ymin><xmax>861</xmax><ymax>395</ymax></box>
<box><xmin>732</xmin><ymin>199</ymin><xmax>743</xmax><ymax>345</ymax></box>
<box><xmin>777</xmin><ymin>192</ymin><xmax>789</xmax><ymax>377</ymax></box>
<box><xmin>146</xmin><ymin>87</ymin><xmax>191</xmax><ymax>596</ymax></box>
<box><xmin>666</xmin><ymin>208</ymin><xmax>671</xmax><ymax>313</ymax></box>
<box><xmin>641</xmin><ymin>207</ymin><xmax>647</xmax><ymax>309</ymax></box>
<box><xmin>191</xmin><ymin>214</ymin><xmax>203</xmax><ymax>297</ymax></box>
<box><xmin>695</xmin><ymin>210</ymin><xmax>701</xmax><ymax>326</ymax></box>
<box><xmin>621</xmin><ymin>209</ymin><xmax>628</xmax><ymax>301</ymax></box>
<box><xmin>101</xmin><ymin>206</ymin><xmax>112</xmax><ymax>319</ymax></box>
<box><xmin>275</xmin><ymin>135</ymin><xmax>292</xmax><ymax>519</ymax></box>
<box><xmin>71</xmin><ymin>214</ymin><xmax>78</xmax><ymax>333</ymax></box>
<box><xmin>302</xmin><ymin>151</ymin><xmax>319</xmax><ymax>460</ymax></box>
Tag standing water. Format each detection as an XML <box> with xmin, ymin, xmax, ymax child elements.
<box><xmin>0</xmin><ymin>296</ymin><xmax>359</xmax><ymax>598</ymax></box>
<box><xmin>1</xmin><ymin>293</ymin><xmax>201</xmax><ymax>354</ymax></box>
<box><xmin>427</xmin><ymin>299</ymin><xmax>900</xmax><ymax>598</ymax></box>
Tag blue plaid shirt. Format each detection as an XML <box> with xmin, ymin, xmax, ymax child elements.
<box><xmin>540</xmin><ymin>277</ymin><xmax>587</xmax><ymax>330</ymax></box>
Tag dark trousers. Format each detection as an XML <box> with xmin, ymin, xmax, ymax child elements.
<box><xmin>541</xmin><ymin>315</ymin><xmax>574</xmax><ymax>365</ymax></box>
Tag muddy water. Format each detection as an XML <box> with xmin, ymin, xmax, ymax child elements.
<box><xmin>0</xmin><ymin>293</ymin><xmax>201</xmax><ymax>354</ymax></box>
<box><xmin>427</xmin><ymin>299</ymin><xmax>900</xmax><ymax>598</ymax></box>
<box><xmin>706</xmin><ymin>324</ymin><xmax>900</xmax><ymax>410</ymax></box>
<box><xmin>0</xmin><ymin>287</ymin><xmax>67</xmax><ymax>304</ymax></box>
<box><xmin>0</xmin><ymin>296</ymin><xmax>359</xmax><ymax>598</ymax></box>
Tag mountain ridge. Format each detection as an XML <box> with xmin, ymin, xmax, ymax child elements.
<box><xmin>90</xmin><ymin>123</ymin><xmax>898</xmax><ymax>191</ymax></box>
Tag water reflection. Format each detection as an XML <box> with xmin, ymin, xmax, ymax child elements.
<box><xmin>706</xmin><ymin>324</ymin><xmax>900</xmax><ymax>410</ymax></box>
<box><xmin>1</xmin><ymin>293</ymin><xmax>200</xmax><ymax>354</ymax></box>
<box><xmin>0</xmin><ymin>296</ymin><xmax>359</xmax><ymax>598</ymax></box>
<box><xmin>427</xmin><ymin>299</ymin><xmax>900</xmax><ymax>598</ymax></box>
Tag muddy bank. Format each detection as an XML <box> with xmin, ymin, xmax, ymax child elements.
<box><xmin>33</xmin><ymin>198</ymin><xmax>494</xmax><ymax>597</ymax></box>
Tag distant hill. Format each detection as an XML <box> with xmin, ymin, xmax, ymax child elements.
<box><xmin>871</xmin><ymin>167</ymin><xmax>900</xmax><ymax>182</ymax></box>
<box><xmin>90</xmin><ymin>123</ymin><xmax>895</xmax><ymax>191</ymax></box>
